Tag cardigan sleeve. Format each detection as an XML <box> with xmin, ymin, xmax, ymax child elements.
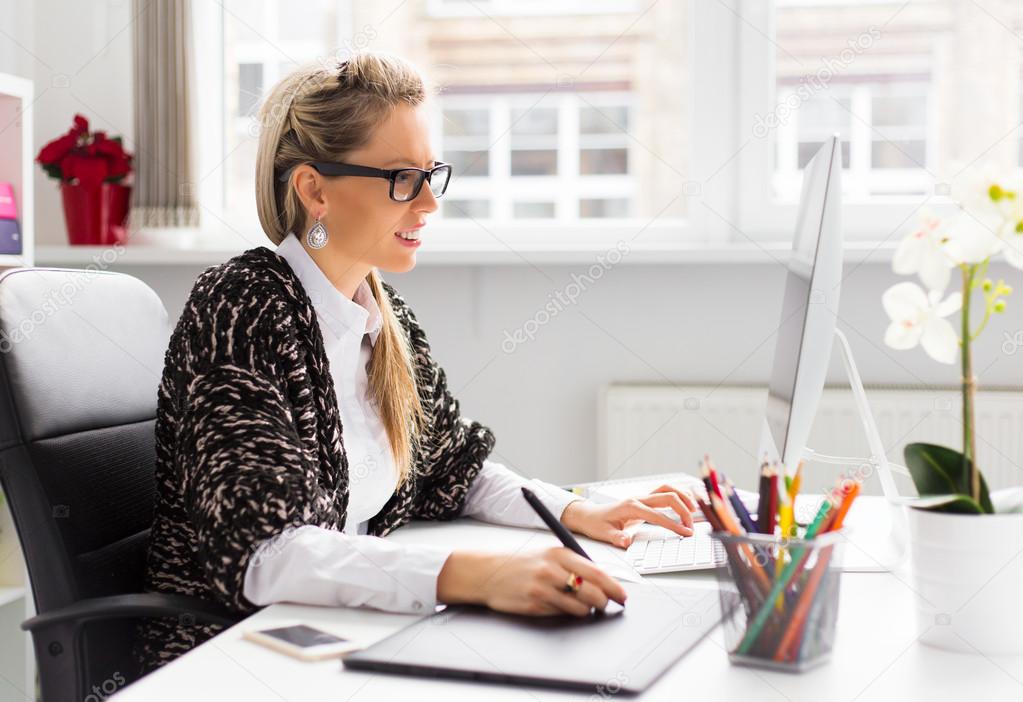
<box><xmin>382</xmin><ymin>282</ymin><xmax>496</xmax><ymax>522</ymax></box>
<box><xmin>175</xmin><ymin>300</ymin><xmax>333</xmax><ymax>612</ymax></box>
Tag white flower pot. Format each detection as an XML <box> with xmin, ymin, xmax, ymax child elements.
<box><xmin>907</xmin><ymin>506</ymin><xmax>1023</xmax><ymax>655</ymax></box>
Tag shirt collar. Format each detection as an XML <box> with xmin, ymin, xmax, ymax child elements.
<box><xmin>274</xmin><ymin>233</ymin><xmax>383</xmax><ymax>345</ymax></box>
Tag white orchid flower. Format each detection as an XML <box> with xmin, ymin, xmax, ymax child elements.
<box><xmin>941</xmin><ymin>210</ymin><xmax>1005</xmax><ymax>266</ymax></box>
<box><xmin>1001</xmin><ymin>225</ymin><xmax>1023</xmax><ymax>269</ymax></box>
<box><xmin>893</xmin><ymin>211</ymin><xmax>955</xmax><ymax>292</ymax></box>
<box><xmin>951</xmin><ymin>170</ymin><xmax>1023</xmax><ymax>269</ymax></box>
<box><xmin>883</xmin><ymin>281</ymin><xmax>962</xmax><ymax>364</ymax></box>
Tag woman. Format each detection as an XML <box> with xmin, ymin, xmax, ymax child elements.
<box><xmin>137</xmin><ymin>51</ymin><xmax>696</xmax><ymax>673</ymax></box>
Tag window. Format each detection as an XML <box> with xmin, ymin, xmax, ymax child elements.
<box><xmin>437</xmin><ymin>94</ymin><xmax>635</xmax><ymax>222</ymax></box>
<box><xmin>442</xmin><ymin>108</ymin><xmax>490</xmax><ymax>177</ymax></box>
<box><xmin>220</xmin><ymin>0</ymin><xmax>348</xmax><ymax>234</ymax></box>
<box><xmin>195</xmin><ymin>0</ymin><xmax>1023</xmax><ymax>253</ymax></box>
<box><xmin>739</xmin><ymin>0</ymin><xmax>1022</xmax><ymax>238</ymax></box>
<box><xmin>207</xmin><ymin>0</ymin><xmax>692</xmax><ymax>250</ymax></box>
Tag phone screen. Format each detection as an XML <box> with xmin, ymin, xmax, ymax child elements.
<box><xmin>260</xmin><ymin>625</ymin><xmax>348</xmax><ymax>648</ymax></box>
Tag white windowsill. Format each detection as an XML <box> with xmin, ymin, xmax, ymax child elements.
<box><xmin>31</xmin><ymin>223</ymin><xmax>904</xmax><ymax>267</ymax></box>
<box><xmin>33</xmin><ymin>239</ymin><xmax>902</xmax><ymax>267</ymax></box>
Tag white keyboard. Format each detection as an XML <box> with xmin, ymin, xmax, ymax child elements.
<box><xmin>574</xmin><ymin>471</ymin><xmax>760</xmax><ymax>523</ymax></box>
<box><xmin>627</xmin><ymin>522</ymin><xmax>726</xmax><ymax>574</ymax></box>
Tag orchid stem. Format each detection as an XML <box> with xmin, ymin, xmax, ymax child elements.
<box><xmin>961</xmin><ymin>265</ymin><xmax>980</xmax><ymax>504</ymax></box>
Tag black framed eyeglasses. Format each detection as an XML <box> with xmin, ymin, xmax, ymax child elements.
<box><xmin>278</xmin><ymin>161</ymin><xmax>452</xmax><ymax>202</ymax></box>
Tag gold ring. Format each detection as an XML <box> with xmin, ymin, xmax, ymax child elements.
<box><xmin>563</xmin><ymin>572</ymin><xmax>583</xmax><ymax>594</ymax></box>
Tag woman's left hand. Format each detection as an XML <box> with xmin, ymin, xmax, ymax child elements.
<box><xmin>559</xmin><ymin>484</ymin><xmax>698</xmax><ymax>549</ymax></box>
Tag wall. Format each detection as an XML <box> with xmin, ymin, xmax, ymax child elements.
<box><xmin>126</xmin><ymin>258</ymin><xmax>1023</xmax><ymax>488</ymax></box>
<box><xmin>3</xmin><ymin>1</ymin><xmax>1021</xmax><ymax>489</ymax></box>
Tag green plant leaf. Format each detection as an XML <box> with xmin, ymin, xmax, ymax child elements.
<box><xmin>903</xmin><ymin>442</ymin><xmax>994</xmax><ymax>514</ymax></box>
<box><xmin>909</xmin><ymin>493</ymin><xmax>986</xmax><ymax>514</ymax></box>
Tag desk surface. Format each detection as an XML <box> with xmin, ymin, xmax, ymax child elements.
<box><xmin>112</xmin><ymin>497</ymin><xmax>1023</xmax><ymax>702</ymax></box>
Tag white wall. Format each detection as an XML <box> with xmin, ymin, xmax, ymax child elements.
<box><xmin>4</xmin><ymin>1</ymin><xmax>1022</xmax><ymax>488</ymax></box>
<box><xmin>1</xmin><ymin>0</ymin><xmax>135</xmax><ymax>248</ymax></box>
<box><xmin>126</xmin><ymin>259</ymin><xmax>1023</xmax><ymax>487</ymax></box>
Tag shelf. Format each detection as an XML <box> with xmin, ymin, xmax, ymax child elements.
<box><xmin>0</xmin><ymin>72</ymin><xmax>35</xmax><ymax>269</ymax></box>
<box><xmin>0</xmin><ymin>586</ymin><xmax>25</xmax><ymax>608</ymax></box>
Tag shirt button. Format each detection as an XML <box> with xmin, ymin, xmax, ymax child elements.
<box><xmin>412</xmin><ymin>600</ymin><xmax>423</xmax><ymax>611</ymax></box>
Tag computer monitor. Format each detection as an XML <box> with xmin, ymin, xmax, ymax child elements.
<box><xmin>758</xmin><ymin>136</ymin><xmax>843</xmax><ymax>469</ymax></box>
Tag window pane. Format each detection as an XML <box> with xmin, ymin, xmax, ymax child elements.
<box><xmin>237</xmin><ymin>63</ymin><xmax>264</xmax><ymax>118</ymax></box>
<box><xmin>580</xmin><ymin>105</ymin><xmax>629</xmax><ymax>134</ymax></box>
<box><xmin>444</xmin><ymin>108</ymin><xmax>489</xmax><ymax>138</ymax></box>
<box><xmin>773</xmin><ymin>1</ymin><xmax>962</xmax><ymax>198</ymax></box>
<box><xmin>513</xmin><ymin>201</ymin><xmax>556</xmax><ymax>218</ymax></box>
<box><xmin>511</xmin><ymin>149</ymin><xmax>558</xmax><ymax>176</ymax></box>
<box><xmin>444</xmin><ymin>199</ymin><xmax>491</xmax><ymax>218</ymax></box>
<box><xmin>222</xmin><ymin>0</ymin><xmax>342</xmax><ymax>220</ymax></box>
<box><xmin>223</xmin><ymin>1</ymin><xmax>689</xmax><ymax>228</ymax></box>
<box><xmin>580</xmin><ymin>148</ymin><xmax>628</xmax><ymax>175</ymax></box>
<box><xmin>446</xmin><ymin>150</ymin><xmax>490</xmax><ymax>177</ymax></box>
<box><xmin>873</xmin><ymin>94</ymin><xmax>927</xmax><ymax>128</ymax></box>
<box><xmin>580</xmin><ymin>198</ymin><xmax>630</xmax><ymax>218</ymax></box>
<box><xmin>510</xmin><ymin>107</ymin><xmax>557</xmax><ymax>136</ymax></box>
<box><xmin>426</xmin><ymin>3</ymin><xmax>685</xmax><ymax>222</ymax></box>
<box><xmin>797</xmin><ymin>141</ymin><xmax>850</xmax><ymax>170</ymax></box>
<box><xmin>871</xmin><ymin>140</ymin><xmax>926</xmax><ymax>170</ymax></box>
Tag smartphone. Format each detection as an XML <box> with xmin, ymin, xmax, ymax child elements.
<box><xmin>243</xmin><ymin>624</ymin><xmax>363</xmax><ymax>660</ymax></box>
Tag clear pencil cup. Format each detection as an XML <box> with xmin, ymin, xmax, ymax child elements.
<box><xmin>709</xmin><ymin>530</ymin><xmax>845</xmax><ymax>672</ymax></box>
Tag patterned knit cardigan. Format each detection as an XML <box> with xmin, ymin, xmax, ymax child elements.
<box><xmin>135</xmin><ymin>245</ymin><xmax>496</xmax><ymax>673</ymax></box>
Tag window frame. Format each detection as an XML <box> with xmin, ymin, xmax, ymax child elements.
<box><xmin>436</xmin><ymin>91</ymin><xmax>636</xmax><ymax>222</ymax></box>
<box><xmin>735</xmin><ymin>0</ymin><xmax>958</xmax><ymax>241</ymax></box>
<box><xmin>195</xmin><ymin>0</ymin><xmax>963</xmax><ymax>256</ymax></box>
<box><xmin>192</xmin><ymin>0</ymin><xmax>739</xmax><ymax>255</ymax></box>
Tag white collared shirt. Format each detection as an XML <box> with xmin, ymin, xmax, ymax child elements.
<box><xmin>242</xmin><ymin>233</ymin><xmax>583</xmax><ymax>613</ymax></box>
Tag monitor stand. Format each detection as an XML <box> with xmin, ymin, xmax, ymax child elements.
<box><xmin>800</xmin><ymin>328</ymin><xmax>910</xmax><ymax>573</ymax></box>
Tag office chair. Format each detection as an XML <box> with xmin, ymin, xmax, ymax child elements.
<box><xmin>0</xmin><ymin>266</ymin><xmax>242</xmax><ymax>702</ymax></box>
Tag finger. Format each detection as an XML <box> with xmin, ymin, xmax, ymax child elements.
<box><xmin>547</xmin><ymin>562</ymin><xmax>610</xmax><ymax>611</ymax></box>
<box><xmin>544</xmin><ymin>588</ymin><xmax>596</xmax><ymax>617</ymax></box>
<box><xmin>605</xmin><ymin>528</ymin><xmax>634</xmax><ymax>549</ymax></box>
<box><xmin>637</xmin><ymin>492</ymin><xmax>695</xmax><ymax>529</ymax></box>
<box><xmin>652</xmin><ymin>483</ymin><xmax>699</xmax><ymax>513</ymax></box>
<box><xmin>624</xmin><ymin>499</ymin><xmax>694</xmax><ymax>537</ymax></box>
<box><xmin>551</xmin><ymin>549</ymin><xmax>628</xmax><ymax>604</ymax></box>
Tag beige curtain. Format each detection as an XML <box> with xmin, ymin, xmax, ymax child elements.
<box><xmin>130</xmin><ymin>0</ymin><xmax>199</xmax><ymax>228</ymax></box>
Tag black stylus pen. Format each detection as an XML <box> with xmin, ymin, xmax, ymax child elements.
<box><xmin>520</xmin><ymin>487</ymin><xmax>625</xmax><ymax>612</ymax></box>
<box><xmin>520</xmin><ymin>486</ymin><xmax>592</xmax><ymax>560</ymax></box>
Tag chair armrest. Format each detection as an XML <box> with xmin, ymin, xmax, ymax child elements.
<box><xmin>21</xmin><ymin>593</ymin><xmax>244</xmax><ymax>632</ymax></box>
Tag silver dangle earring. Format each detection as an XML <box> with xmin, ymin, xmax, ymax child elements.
<box><xmin>306</xmin><ymin>214</ymin><xmax>328</xmax><ymax>249</ymax></box>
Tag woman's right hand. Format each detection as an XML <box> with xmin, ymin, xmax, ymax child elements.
<box><xmin>437</xmin><ymin>547</ymin><xmax>628</xmax><ymax>616</ymax></box>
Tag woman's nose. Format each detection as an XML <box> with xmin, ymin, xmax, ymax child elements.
<box><xmin>413</xmin><ymin>181</ymin><xmax>439</xmax><ymax>214</ymax></box>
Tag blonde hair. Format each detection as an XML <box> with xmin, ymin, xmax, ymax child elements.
<box><xmin>254</xmin><ymin>51</ymin><xmax>430</xmax><ymax>490</ymax></box>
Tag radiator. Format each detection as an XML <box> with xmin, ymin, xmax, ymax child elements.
<box><xmin>599</xmin><ymin>384</ymin><xmax>1023</xmax><ymax>496</ymax></box>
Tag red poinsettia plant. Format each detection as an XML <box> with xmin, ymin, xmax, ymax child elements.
<box><xmin>36</xmin><ymin>113</ymin><xmax>133</xmax><ymax>189</ymax></box>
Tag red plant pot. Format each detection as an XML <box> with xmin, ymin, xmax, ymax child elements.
<box><xmin>60</xmin><ymin>182</ymin><xmax>131</xmax><ymax>246</ymax></box>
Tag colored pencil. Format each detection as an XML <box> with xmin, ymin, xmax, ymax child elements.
<box><xmin>700</xmin><ymin>462</ymin><xmax>716</xmax><ymax>504</ymax></box>
<box><xmin>704</xmin><ymin>454</ymin><xmax>724</xmax><ymax>500</ymax></box>
<box><xmin>774</xmin><ymin>543</ymin><xmax>835</xmax><ymax>661</ymax></box>
<box><xmin>736</xmin><ymin>499</ymin><xmax>834</xmax><ymax>655</ymax></box>
<box><xmin>756</xmin><ymin>462</ymin><xmax>769</xmax><ymax>533</ymax></box>
<box><xmin>710</xmin><ymin>493</ymin><xmax>772</xmax><ymax>596</ymax></box>
<box><xmin>700</xmin><ymin>497</ymin><xmax>764</xmax><ymax>611</ymax></box>
<box><xmin>724</xmin><ymin>477</ymin><xmax>758</xmax><ymax>534</ymax></box>
<box><xmin>788</xmin><ymin>459</ymin><xmax>804</xmax><ymax>502</ymax></box>
<box><xmin>766</xmin><ymin>467</ymin><xmax>778</xmax><ymax>535</ymax></box>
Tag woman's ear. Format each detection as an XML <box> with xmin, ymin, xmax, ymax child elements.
<box><xmin>292</xmin><ymin>165</ymin><xmax>328</xmax><ymax>215</ymax></box>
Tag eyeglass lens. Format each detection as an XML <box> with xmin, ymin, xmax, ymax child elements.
<box><xmin>392</xmin><ymin>166</ymin><xmax>451</xmax><ymax>201</ymax></box>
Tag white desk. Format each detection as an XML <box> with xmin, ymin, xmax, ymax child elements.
<box><xmin>112</xmin><ymin>497</ymin><xmax>1023</xmax><ymax>701</ymax></box>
